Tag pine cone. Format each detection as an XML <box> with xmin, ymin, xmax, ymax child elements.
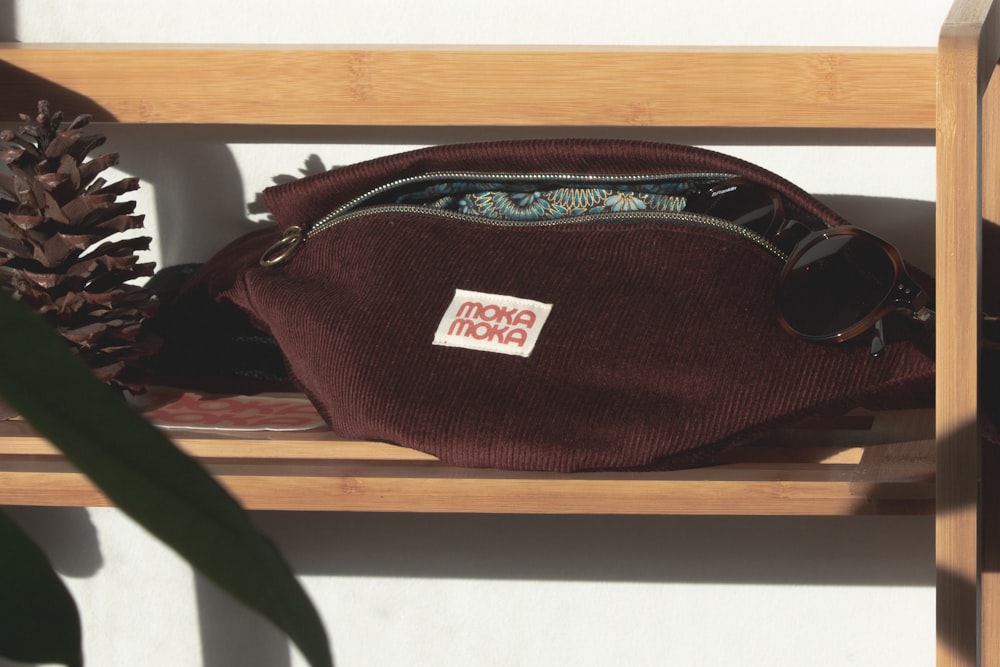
<box><xmin>0</xmin><ymin>101</ymin><xmax>160</xmax><ymax>392</ymax></box>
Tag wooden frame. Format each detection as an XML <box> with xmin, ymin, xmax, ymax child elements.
<box><xmin>1</xmin><ymin>1</ymin><xmax>998</xmax><ymax>663</ymax></box>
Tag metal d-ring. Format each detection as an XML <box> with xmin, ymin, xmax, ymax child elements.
<box><xmin>259</xmin><ymin>226</ymin><xmax>304</xmax><ymax>267</ymax></box>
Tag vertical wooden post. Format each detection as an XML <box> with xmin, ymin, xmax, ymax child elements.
<box><xmin>981</xmin><ymin>60</ymin><xmax>1000</xmax><ymax>667</ymax></box>
<box><xmin>937</xmin><ymin>1</ymin><xmax>999</xmax><ymax>664</ymax></box>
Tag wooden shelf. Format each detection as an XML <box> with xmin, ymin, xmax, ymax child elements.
<box><xmin>1</xmin><ymin>44</ymin><xmax>936</xmax><ymax>128</ymax></box>
<box><xmin>0</xmin><ymin>409</ymin><xmax>934</xmax><ymax>515</ymax></box>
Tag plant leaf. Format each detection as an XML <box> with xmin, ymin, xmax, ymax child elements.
<box><xmin>0</xmin><ymin>511</ymin><xmax>83</xmax><ymax>667</ymax></box>
<box><xmin>0</xmin><ymin>290</ymin><xmax>332</xmax><ymax>667</ymax></box>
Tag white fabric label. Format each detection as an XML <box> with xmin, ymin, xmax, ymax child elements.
<box><xmin>433</xmin><ymin>289</ymin><xmax>553</xmax><ymax>357</ymax></box>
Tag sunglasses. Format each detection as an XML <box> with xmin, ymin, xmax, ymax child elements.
<box><xmin>687</xmin><ymin>179</ymin><xmax>934</xmax><ymax>357</ymax></box>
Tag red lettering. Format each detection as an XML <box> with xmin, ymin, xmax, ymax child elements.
<box><xmin>513</xmin><ymin>310</ymin><xmax>536</xmax><ymax>328</ymax></box>
<box><xmin>472</xmin><ymin>322</ymin><xmax>493</xmax><ymax>340</ymax></box>
<box><xmin>495</xmin><ymin>306</ymin><xmax>519</xmax><ymax>325</ymax></box>
<box><xmin>488</xmin><ymin>325</ymin><xmax>510</xmax><ymax>342</ymax></box>
<box><xmin>446</xmin><ymin>318</ymin><xmax>529</xmax><ymax>347</ymax></box>
<box><xmin>456</xmin><ymin>302</ymin><xmax>484</xmax><ymax>319</ymax></box>
<box><xmin>480</xmin><ymin>305</ymin><xmax>501</xmax><ymax>321</ymax></box>
<box><xmin>505</xmin><ymin>328</ymin><xmax>528</xmax><ymax>347</ymax></box>
<box><xmin>456</xmin><ymin>301</ymin><xmax>537</xmax><ymax>328</ymax></box>
<box><xmin>448</xmin><ymin>318</ymin><xmax>475</xmax><ymax>336</ymax></box>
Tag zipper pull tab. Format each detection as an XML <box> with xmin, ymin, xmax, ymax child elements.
<box><xmin>260</xmin><ymin>225</ymin><xmax>305</xmax><ymax>267</ymax></box>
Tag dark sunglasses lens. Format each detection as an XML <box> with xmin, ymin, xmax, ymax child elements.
<box><xmin>703</xmin><ymin>185</ymin><xmax>778</xmax><ymax>236</ymax></box>
<box><xmin>778</xmin><ymin>233</ymin><xmax>897</xmax><ymax>338</ymax></box>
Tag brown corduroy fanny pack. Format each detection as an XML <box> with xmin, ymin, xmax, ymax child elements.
<box><xmin>202</xmin><ymin>139</ymin><xmax>933</xmax><ymax>471</ymax></box>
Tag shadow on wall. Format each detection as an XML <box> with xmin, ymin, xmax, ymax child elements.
<box><xmin>3</xmin><ymin>506</ymin><xmax>103</xmax><ymax>578</ymax></box>
<box><xmin>251</xmin><ymin>513</ymin><xmax>934</xmax><ymax>586</ymax></box>
<box><xmin>0</xmin><ymin>511</ymin><xmax>103</xmax><ymax>664</ymax></box>
<box><xmin>0</xmin><ymin>2</ymin><xmax>14</xmax><ymax>41</ymax></box>
<box><xmin>192</xmin><ymin>512</ymin><xmax>934</xmax><ymax>666</ymax></box>
<box><xmin>0</xmin><ymin>511</ymin><xmax>937</xmax><ymax>667</ymax></box>
<box><xmin>100</xmin><ymin>125</ymin><xmax>260</xmax><ymax>267</ymax></box>
<box><xmin>195</xmin><ymin>572</ymin><xmax>294</xmax><ymax>667</ymax></box>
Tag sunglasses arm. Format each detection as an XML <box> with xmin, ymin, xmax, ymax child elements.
<box><xmin>913</xmin><ymin>306</ymin><xmax>935</xmax><ymax>325</ymax></box>
<box><xmin>865</xmin><ymin>297</ymin><xmax>934</xmax><ymax>359</ymax></box>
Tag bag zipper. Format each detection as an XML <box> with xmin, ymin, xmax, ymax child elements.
<box><xmin>260</xmin><ymin>171</ymin><xmax>789</xmax><ymax>266</ymax></box>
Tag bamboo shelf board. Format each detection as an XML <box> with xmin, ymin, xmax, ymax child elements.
<box><xmin>0</xmin><ymin>44</ymin><xmax>937</xmax><ymax>128</ymax></box>
<box><xmin>0</xmin><ymin>408</ymin><xmax>935</xmax><ymax>515</ymax></box>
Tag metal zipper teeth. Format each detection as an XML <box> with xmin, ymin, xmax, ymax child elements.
<box><xmin>308</xmin><ymin>170</ymin><xmax>738</xmax><ymax>237</ymax></box>
<box><xmin>259</xmin><ymin>171</ymin><xmax>788</xmax><ymax>266</ymax></box>
<box><xmin>312</xmin><ymin>204</ymin><xmax>787</xmax><ymax>261</ymax></box>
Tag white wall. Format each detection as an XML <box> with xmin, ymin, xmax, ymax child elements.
<box><xmin>2</xmin><ymin>1</ymin><xmax>953</xmax><ymax>665</ymax></box>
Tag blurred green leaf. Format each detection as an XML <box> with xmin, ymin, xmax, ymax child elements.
<box><xmin>0</xmin><ymin>290</ymin><xmax>332</xmax><ymax>667</ymax></box>
<box><xmin>0</xmin><ymin>511</ymin><xmax>82</xmax><ymax>667</ymax></box>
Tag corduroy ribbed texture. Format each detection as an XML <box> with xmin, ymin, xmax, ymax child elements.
<box><xmin>211</xmin><ymin>140</ymin><xmax>934</xmax><ymax>471</ymax></box>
